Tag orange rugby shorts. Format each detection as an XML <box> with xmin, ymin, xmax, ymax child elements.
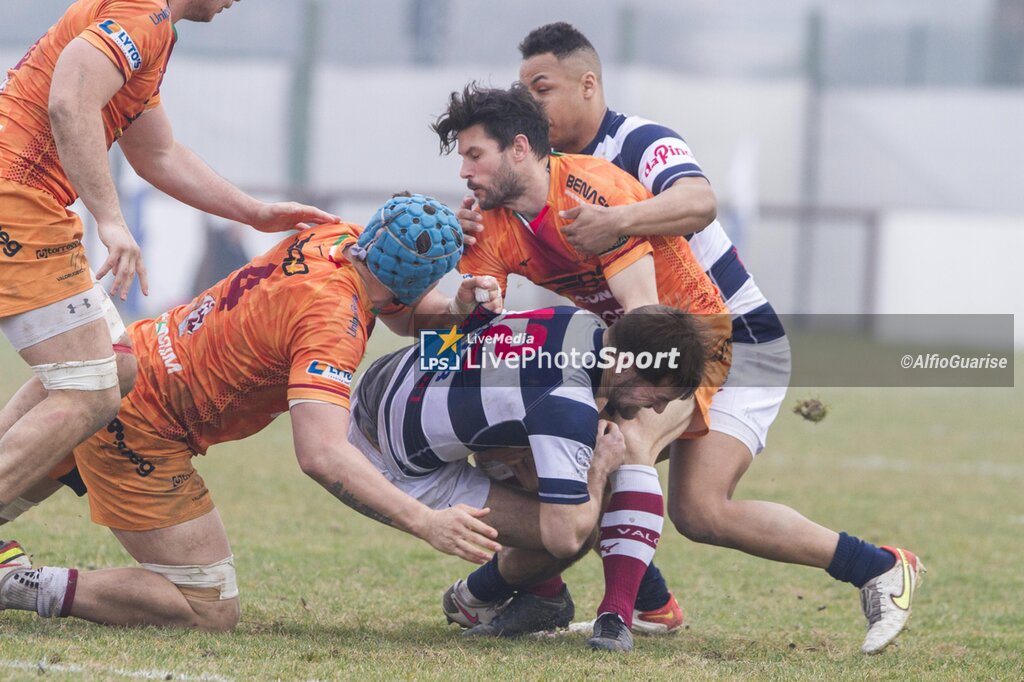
<box><xmin>0</xmin><ymin>178</ymin><xmax>93</xmax><ymax>317</ymax></box>
<box><xmin>71</xmin><ymin>396</ymin><xmax>215</xmax><ymax>532</ymax></box>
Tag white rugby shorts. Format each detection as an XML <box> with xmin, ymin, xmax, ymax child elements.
<box><xmin>347</xmin><ymin>399</ymin><xmax>491</xmax><ymax>511</ymax></box>
<box><xmin>709</xmin><ymin>336</ymin><xmax>791</xmax><ymax>457</ymax></box>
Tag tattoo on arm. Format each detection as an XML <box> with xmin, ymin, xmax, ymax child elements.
<box><xmin>326</xmin><ymin>481</ymin><xmax>393</xmax><ymax>527</ymax></box>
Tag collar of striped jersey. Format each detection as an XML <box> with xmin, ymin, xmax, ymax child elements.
<box><xmin>579</xmin><ymin>108</ymin><xmax>617</xmax><ymax>156</ymax></box>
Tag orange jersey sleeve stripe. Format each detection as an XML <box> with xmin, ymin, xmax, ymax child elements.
<box><xmin>600</xmin><ymin>239</ymin><xmax>653</xmax><ymax>280</ymax></box>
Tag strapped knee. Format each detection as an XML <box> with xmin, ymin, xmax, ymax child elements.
<box><xmin>0</xmin><ymin>497</ymin><xmax>37</xmax><ymax>523</ymax></box>
<box><xmin>140</xmin><ymin>556</ymin><xmax>239</xmax><ymax>602</ymax></box>
<box><xmin>32</xmin><ymin>355</ymin><xmax>118</xmax><ymax>391</ymax></box>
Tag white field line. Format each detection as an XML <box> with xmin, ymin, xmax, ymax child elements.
<box><xmin>839</xmin><ymin>454</ymin><xmax>1024</xmax><ymax>479</ymax></box>
<box><xmin>770</xmin><ymin>452</ymin><xmax>1024</xmax><ymax>479</ymax></box>
<box><xmin>0</xmin><ymin>659</ymin><xmax>232</xmax><ymax>682</ymax></box>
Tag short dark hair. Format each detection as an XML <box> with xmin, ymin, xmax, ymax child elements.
<box><xmin>518</xmin><ymin>22</ymin><xmax>597</xmax><ymax>60</ymax></box>
<box><xmin>607</xmin><ymin>304</ymin><xmax>712</xmax><ymax>398</ymax></box>
<box><xmin>432</xmin><ymin>82</ymin><xmax>549</xmax><ymax>159</ymax></box>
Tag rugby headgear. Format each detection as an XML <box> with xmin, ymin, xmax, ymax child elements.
<box><xmin>351</xmin><ymin>194</ymin><xmax>464</xmax><ymax>305</ymax></box>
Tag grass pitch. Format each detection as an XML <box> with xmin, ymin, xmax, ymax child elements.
<box><xmin>1</xmin><ymin>335</ymin><xmax>1022</xmax><ymax>681</ymax></box>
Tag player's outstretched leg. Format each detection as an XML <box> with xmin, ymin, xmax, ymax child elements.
<box><xmin>1</xmin><ymin>512</ymin><xmax>240</xmax><ymax>631</ymax></box>
<box><xmin>668</xmin><ymin>432</ymin><xmax>924</xmax><ymax>653</ymax></box>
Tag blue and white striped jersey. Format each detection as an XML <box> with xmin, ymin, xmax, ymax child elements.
<box><xmin>581</xmin><ymin>109</ymin><xmax>785</xmax><ymax>344</ymax></box>
<box><xmin>356</xmin><ymin>306</ymin><xmax>604</xmax><ymax>505</ymax></box>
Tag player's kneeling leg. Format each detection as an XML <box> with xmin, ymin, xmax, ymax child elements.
<box><xmin>140</xmin><ymin>556</ymin><xmax>241</xmax><ymax>632</ymax></box>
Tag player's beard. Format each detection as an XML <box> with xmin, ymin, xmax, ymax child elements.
<box><xmin>605</xmin><ymin>393</ymin><xmax>641</xmax><ymax>421</ymax></box>
<box><xmin>475</xmin><ymin>156</ymin><xmax>526</xmax><ymax>210</ymax></box>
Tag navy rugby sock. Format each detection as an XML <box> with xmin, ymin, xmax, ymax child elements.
<box><xmin>466</xmin><ymin>555</ymin><xmax>515</xmax><ymax>603</ymax></box>
<box><xmin>634</xmin><ymin>562</ymin><xmax>672</xmax><ymax>612</ymax></box>
<box><xmin>826</xmin><ymin>531</ymin><xmax>897</xmax><ymax>588</ymax></box>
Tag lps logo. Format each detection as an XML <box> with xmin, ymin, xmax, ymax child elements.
<box><xmin>419</xmin><ymin>326</ymin><xmax>465</xmax><ymax>372</ymax></box>
<box><xmin>306</xmin><ymin>360</ymin><xmax>352</xmax><ymax>386</ymax></box>
<box><xmin>98</xmin><ymin>20</ymin><xmax>142</xmax><ymax>71</ymax></box>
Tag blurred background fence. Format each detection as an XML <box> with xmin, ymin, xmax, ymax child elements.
<box><xmin>3</xmin><ymin>0</ymin><xmax>1021</xmax><ymax>343</ymax></box>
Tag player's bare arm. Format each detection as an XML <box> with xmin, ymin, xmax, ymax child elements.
<box><xmin>49</xmin><ymin>38</ymin><xmax>146</xmax><ymax>300</ymax></box>
<box><xmin>118</xmin><ymin>105</ymin><xmax>340</xmax><ymax>233</ymax></box>
<box><xmin>605</xmin><ymin>253</ymin><xmax>660</xmax><ymax>313</ymax></box>
<box><xmin>290</xmin><ymin>402</ymin><xmax>501</xmax><ymax>564</ymax></box>
<box><xmin>560</xmin><ymin>178</ymin><xmax>716</xmax><ymax>258</ymax></box>
<box><xmin>377</xmin><ymin>275</ymin><xmax>502</xmax><ymax>337</ymax></box>
<box><xmin>538</xmin><ymin>420</ymin><xmax>625</xmax><ymax>558</ymax></box>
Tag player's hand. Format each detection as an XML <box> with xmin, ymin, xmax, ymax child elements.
<box><xmin>421</xmin><ymin>504</ymin><xmax>501</xmax><ymax>564</ymax></box>
<box><xmin>457</xmin><ymin>195</ymin><xmax>484</xmax><ymax>246</ymax></box>
<box><xmin>95</xmin><ymin>218</ymin><xmax>149</xmax><ymax>300</ymax></box>
<box><xmin>453</xmin><ymin>275</ymin><xmax>502</xmax><ymax>315</ymax></box>
<box><xmin>248</xmin><ymin>201</ymin><xmax>341</xmax><ymax>233</ymax></box>
<box><xmin>559</xmin><ymin>204</ymin><xmax>628</xmax><ymax>258</ymax></box>
<box><xmin>593</xmin><ymin>419</ymin><xmax>627</xmax><ymax>473</ymax></box>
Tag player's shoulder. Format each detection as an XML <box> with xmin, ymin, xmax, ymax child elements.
<box><xmin>76</xmin><ymin>0</ymin><xmax>175</xmax><ymax>60</ymax></box>
<box><xmin>557</xmin><ymin>152</ymin><xmax>640</xmax><ymax>182</ymax></box>
<box><xmin>92</xmin><ymin>0</ymin><xmax>173</xmax><ymax>16</ymax></box>
<box><xmin>267</xmin><ymin>222</ymin><xmax>361</xmax><ymax>257</ymax></box>
<box><xmin>81</xmin><ymin>0</ymin><xmax>174</xmax><ymax>29</ymax></box>
<box><xmin>555</xmin><ymin>153</ymin><xmax>646</xmax><ymax>204</ymax></box>
<box><xmin>258</xmin><ymin>223</ymin><xmax>366</xmax><ymax>297</ymax></box>
<box><xmin>612</xmin><ymin>111</ymin><xmax>684</xmax><ymax>145</ymax></box>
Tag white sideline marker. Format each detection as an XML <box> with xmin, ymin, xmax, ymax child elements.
<box><xmin>1</xmin><ymin>659</ymin><xmax>233</xmax><ymax>682</ymax></box>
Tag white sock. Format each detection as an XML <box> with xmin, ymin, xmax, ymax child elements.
<box><xmin>0</xmin><ymin>566</ymin><xmax>77</xmax><ymax>617</ymax></box>
<box><xmin>37</xmin><ymin>566</ymin><xmax>77</xmax><ymax>618</ymax></box>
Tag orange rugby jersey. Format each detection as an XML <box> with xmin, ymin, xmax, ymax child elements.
<box><xmin>459</xmin><ymin>153</ymin><xmax>727</xmax><ymax>325</ymax></box>
<box><xmin>126</xmin><ymin>224</ymin><xmax>378</xmax><ymax>455</ymax></box>
<box><xmin>0</xmin><ymin>0</ymin><xmax>175</xmax><ymax>206</ymax></box>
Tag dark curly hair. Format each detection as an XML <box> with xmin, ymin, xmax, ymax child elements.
<box><xmin>432</xmin><ymin>82</ymin><xmax>549</xmax><ymax>159</ymax></box>
<box><xmin>607</xmin><ymin>304</ymin><xmax>711</xmax><ymax>397</ymax></box>
<box><xmin>518</xmin><ymin>22</ymin><xmax>597</xmax><ymax>60</ymax></box>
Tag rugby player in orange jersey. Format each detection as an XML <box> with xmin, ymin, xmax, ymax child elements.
<box><xmin>0</xmin><ymin>0</ymin><xmax>339</xmax><ymax>519</ymax></box>
<box><xmin>0</xmin><ymin>194</ymin><xmax>506</xmax><ymax>631</ymax></box>
<box><xmin>431</xmin><ymin>84</ymin><xmax>732</xmax><ymax>651</ymax></box>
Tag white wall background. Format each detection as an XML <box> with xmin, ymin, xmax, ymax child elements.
<box><xmin>4</xmin><ymin>50</ymin><xmax>1018</xmax><ymax>343</ymax></box>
